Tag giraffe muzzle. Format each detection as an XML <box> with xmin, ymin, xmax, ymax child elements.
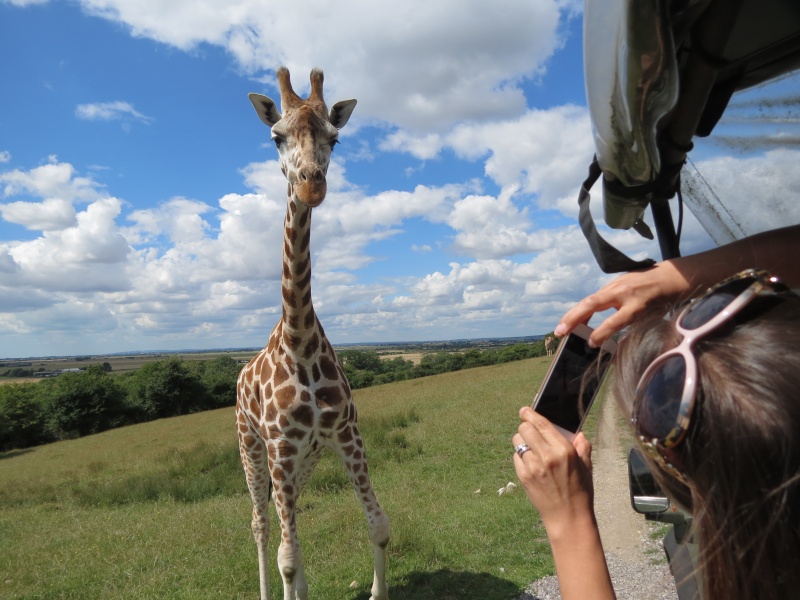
<box><xmin>294</xmin><ymin>179</ymin><xmax>327</xmax><ymax>207</ymax></box>
<box><xmin>294</xmin><ymin>167</ymin><xmax>327</xmax><ymax>207</ymax></box>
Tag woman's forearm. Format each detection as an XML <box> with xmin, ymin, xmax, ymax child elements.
<box><xmin>547</xmin><ymin>513</ymin><xmax>616</xmax><ymax>600</ymax></box>
<box><xmin>668</xmin><ymin>224</ymin><xmax>800</xmax><ymax>295</ymax></box>
<box><xmin>556</xmin><ymin>224</ymin><xmax>800</xmax><ymax>346</ymax></box>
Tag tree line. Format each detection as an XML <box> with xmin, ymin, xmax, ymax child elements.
<box><xmin>0</xmin><ymin>340</ymin><xmax>546</xmax><ymax>451</ymax></box>
<box><xmin>0</xmin><ymin>356</ymin><xmax>241</xmax><ymax>451</ymax></box>
<box><xmin>339</xmin><ymin>340</ymin><xmax>546</xmax><ymax>389</ymax></box>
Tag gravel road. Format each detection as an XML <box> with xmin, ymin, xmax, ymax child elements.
<box><xmin>517</xmin><ymin>398</ymin><xmax>680</xmax><ymax>600</ymax></box>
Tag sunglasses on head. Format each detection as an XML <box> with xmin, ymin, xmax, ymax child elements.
<box><xmin>632</xmin><ymin>268</ymin><xmax>791</xmax><ymax>485</ymax></box>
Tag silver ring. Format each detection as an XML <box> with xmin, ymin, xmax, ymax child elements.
<box><xmin>514</xmin><ymin>443</ymin><xmax>531</xmax><ymax>457</ymax></box>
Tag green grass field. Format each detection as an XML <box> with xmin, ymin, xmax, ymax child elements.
<box><xmin>0</xmin><ymin>356</ymin><xmax>604</xmax><ymax>600</ymax></box>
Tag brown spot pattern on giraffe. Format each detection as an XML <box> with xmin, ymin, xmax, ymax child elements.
<box><xmin>282</xmin><ymin>285</ymin><xmax>296</xmax><ymax>307</ymax></box>
<box><xmin>318</xmin><ymin>410</ymin><xmax>339</xmax><ymax>430</ymax></box>
<box><xmin>292</xmin><ymin>403</ymin><xmax>314</xmax><ymax>427</ymax></box>
<box><xmin>273</xmin><ymin>363</ymin><xmax>290</xmax><ymax>386</ymax></box>
<box><xmin>315</xmin><ymin>386</ymin><xmax>344</xmax><ymax>408</ymax></box>
<box><xmin>275</xmin><ymin>385</ymin><xmax>296</xmax><ymax>410</ymax></box>
<box><xmin>319</xmin><ymin>356</ymin><xmax>338</xmax><ymax>380</ymax></box>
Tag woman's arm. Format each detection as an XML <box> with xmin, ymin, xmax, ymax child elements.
<box><xmin>513</xmin><ymin>407</ymin><xmax>616</xmax><ymax>600</ymax></box>
<box><xmin>556</xmin><ymin>224</ymin><xmax>800</xmax><ymax>347</ymax></box>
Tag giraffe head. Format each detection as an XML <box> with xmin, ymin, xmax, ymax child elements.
<box><xmin>249</xmin><ymin>68</ymin><xmax>357</xmax><ymax>208</ymax></box>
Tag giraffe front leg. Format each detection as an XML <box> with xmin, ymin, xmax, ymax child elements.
<box><xmin>270</xmin><ymin>449</ymin><xmax>309</xmax><ymax>600</ymax></box>
<box><xmin>335</xmin><ymin>425</ymin><xmax>390</xmax><ymax>600</ymax></box>
<box><xmin>238</xmin><ymin>419</ymin><xmax>273</xmax><ymax>600</ymax></box>
<box><xmin>247</xmin><ymin>463</ymin><xmax>271</xmax><ymax>600</ymax></box>
<box><xmin>242</xmin><ymin>485</ymin><xmax>272</xmax><ymax>599</ymax></box>
<box><xmin>368</xmin><ymin>522</ymin><xmax>390</xmax><ymax>600</ymax></box>
<box><xmin>276</xmin><ymin>536</ymin><xmax>307</xmax><ymax>600</ymax></box>
<box><xmin>364</xmin><ymin>484</ymin><xmax>390</xmax><ymax>600</ymax></box>
<box><xmin>253</xmin><ymin>506</ymin><xmax>271</xmax><ymax>600</ymax></box>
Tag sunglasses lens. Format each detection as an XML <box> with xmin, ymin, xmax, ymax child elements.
<box><xmin>636</xmin><ymin>355</ymin><xmax>686</xmax><ymax>442</ymax></box>
<box><xmin>679</xmin><ymin>276</ymin><xmax>757</xmax><ymax>330</ymax></box>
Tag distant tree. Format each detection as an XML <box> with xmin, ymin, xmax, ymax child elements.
<box><xmin>445</xmin><ymin>353</ymin><xmax>466</xmax><ymax>372</ymax></box>
<box><xmin>498</xmin><ymin>344</ymin><xmax>534</xmax><ymax>363</ymax></box>
<box><xmin>381</xmin><ymin>357</ymin><xmax>414</xmax><ymax>381</ymax></box>
<box><xmin>3</xmin><ymin>367</ymin><xmax>35</xmax><ymax>378</ymax></box>
<box><xmin>338</xmin><ymin>350</ymin><xmax>383</xmax><ymax>372</ymax></box>
<box><xmin>192</xmin><ymin>356</ymin><xmax>241</xmax><ymax>409</ymax></box>
<box><xmin>461</xmin><ymin>349</ymin><xmax>485</xmax><ymax>369</ymax></box>
<box><xmin>342</xmin><ymin>366</ymin><xmax>375</xmax><ymax>390</ymax></box>
<box><xmin>0</xmin><ymin>382</ymin><xmax>52</xmax><ymax>450</ymax></box>
<box><xmin>101</xmin><ymin>362</ymin><xmax>112</xmax><ymax>372</ymax></box>
<box><xmin>413</xmin><ymin>352</ymin><xmax>449</xmax><ymax>378</ymax></box>
<box><xmin>42</xmin><ymin>365</ymin><xmax>128</xmax><ymax>439</ymax></box>
<box><xmin>125</xmin><ymin>358</ymin><xmax>207</xmax><ymax>418</ymax></box>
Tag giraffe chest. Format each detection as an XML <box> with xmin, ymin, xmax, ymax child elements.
<box><xmin>241</xmin><ymin>347</ymin><xmax>355</xmax><ymax>437</ymax></box>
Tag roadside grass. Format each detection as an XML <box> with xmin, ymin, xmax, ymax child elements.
<box><xmin>0</xmin><ymin>356</ymin><xmax>610</xmax><ymax>600</ymax></box>
<box><xmin>646</xmin><ymin>524</ymin><xmax>672</xmax><ymax>565</ymax></box>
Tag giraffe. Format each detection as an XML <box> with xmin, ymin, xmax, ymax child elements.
<box><xmin>235</xmin><ymin>67</ymin><xmax>390</xmax><ymax>600</ymax></box>
<box><xmin>544</xmin><ymin>335</ymin><xmax>556</xmax><ymax>357</ymax></box>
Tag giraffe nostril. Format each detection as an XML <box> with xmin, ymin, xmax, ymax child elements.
<box><xmin>298</xmin><ymin>168</ymin><xmax>325</xmax><ymax>184</ymax></box>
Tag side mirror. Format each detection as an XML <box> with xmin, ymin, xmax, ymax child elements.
<box><xmin>628</xmin><ymin>446</ymin><xmax>670</xmax><ymax>514</ymax></box>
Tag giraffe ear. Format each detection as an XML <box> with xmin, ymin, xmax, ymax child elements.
<box><xmin>248</xmin><ymin>93</ymin><xmax>282</xmax><ymax>127</ymax></box>
<box><xmin>329</xmin><ymin>99</ymin><xmax>357</xmax><ymax>129</ymax></box>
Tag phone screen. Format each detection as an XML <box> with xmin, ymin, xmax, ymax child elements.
<box><xmin>533</xmin><ymin>333</ymin><xmax>614</xmax><ymax>435</ymax></box>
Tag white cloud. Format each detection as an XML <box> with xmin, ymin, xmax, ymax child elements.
<box><xmin>0</xmin><ymin>158</ymin><xmax>102</xmax><ymax>204</ymax></box>
<box><xmin>125</xmin><ymin>197</ymin><xmax>214</xmax><ymax>245</ymax></box>
<box><xmin>0</xmin><ymin>197</ymin><xmax>76</xmax><ymax>231</ymax></box>
<box><xmin>75</xmin><ymin>0</ymin><xmax>569</xmax><ymax>131</ymax></box>
<box><xmin>0</xmin><ymin>151</ymin><xmax>10</xmax><ymax>163</ymax></box>
<box><xmin>380</xmin><ymin>105</ymin><xmax>596</xmax><ymax>232</ymax></box>
<box><xmin>75</xmin><ymin>101</ymin><xmax>154</xmax><ymax>124</ymax></box>
<box><xmin>0</xmin><ymin>138</ymin><xmax>797</xmax><ymax>354</ymax></box>
<box><xmin>0</xmin><ymin>197</ymin><xmax>131</xmax><ymax>294</ymax></box>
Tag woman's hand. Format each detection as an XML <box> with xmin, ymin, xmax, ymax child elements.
<box><xmin>554</xmin><ymin>261</ymin><xmax>690</xmax><ymax>347</ymax></box>
<box><xmin>512</xmin><ymin>407</ymin><xmax>596</xmax><ymax>541</ymax></box>
<box><xmin>513</xmin><ymin>407</ymin><xmax>616</xmax><ymax>600</ymax></box>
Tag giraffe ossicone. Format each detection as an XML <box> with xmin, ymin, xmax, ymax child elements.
<box><xmin>236</xmin><ymin>67</ymin><xmax>389</xmax><ymax>600</ymax></box>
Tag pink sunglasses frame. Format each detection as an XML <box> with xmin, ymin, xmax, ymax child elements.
<box><xmin>631</xmin><ymin>269</ymin><xmax>785</xmax><ymax>484</ymax></box>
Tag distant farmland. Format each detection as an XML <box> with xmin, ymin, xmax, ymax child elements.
<box><xmin>0</xmin><ymin>335</ymin><xmax>547</xmax><ymax>380</ymax></box>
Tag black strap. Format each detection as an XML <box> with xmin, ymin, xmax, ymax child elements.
<box><xmin>578</xmin><ymin>159</ymin><xmax>657</xmax><ymax>274</ymax></box>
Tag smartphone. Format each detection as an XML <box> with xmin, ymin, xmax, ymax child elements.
<box><xmin>532</xmin><ymin>323</ymin><xmax>617</xmax><ymax>441</ymax></box>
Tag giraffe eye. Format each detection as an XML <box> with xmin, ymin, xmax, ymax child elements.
<box><xmin>271</xmin><ymin>132</ymin><xmax>285</xmax><ymax>149</ymax></box>
<box><xmin>330</xmin><ymin>138</ymin><xmax>339</xmax><ymax>149</ymax></box>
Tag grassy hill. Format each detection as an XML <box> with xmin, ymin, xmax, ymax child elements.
<box><xmin>0</xmin><ymin>356</ymin><xmax>602</xmax><ymax>600</ymax></box>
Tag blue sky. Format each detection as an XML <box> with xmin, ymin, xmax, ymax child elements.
<box><xmin>1</xmin><ymin>0</ymin><xmax>798</xmax><ymax>358</ymax></box>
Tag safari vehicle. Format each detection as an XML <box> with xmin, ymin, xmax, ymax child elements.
<box><xmin>579</xmin><ymin>0</ymin><xmax>800</xmax><ymax>598</ymax></box>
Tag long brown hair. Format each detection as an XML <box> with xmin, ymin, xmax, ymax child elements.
<box><xmin>613</xmin><ymin>293</ymin><xmax>800</xmax><ymax>599</ymax></box>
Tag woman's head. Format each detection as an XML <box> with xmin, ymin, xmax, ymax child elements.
<box><xmin>613</xmin><ymin>276</ymin><xmax>800</xmax><ymax>599</ymax></box>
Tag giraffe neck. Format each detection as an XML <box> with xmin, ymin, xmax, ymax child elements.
<box><xmin>279</xmin><ymin>196</ymin><xmax>320</xmax><ymax>349</ymax></box>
